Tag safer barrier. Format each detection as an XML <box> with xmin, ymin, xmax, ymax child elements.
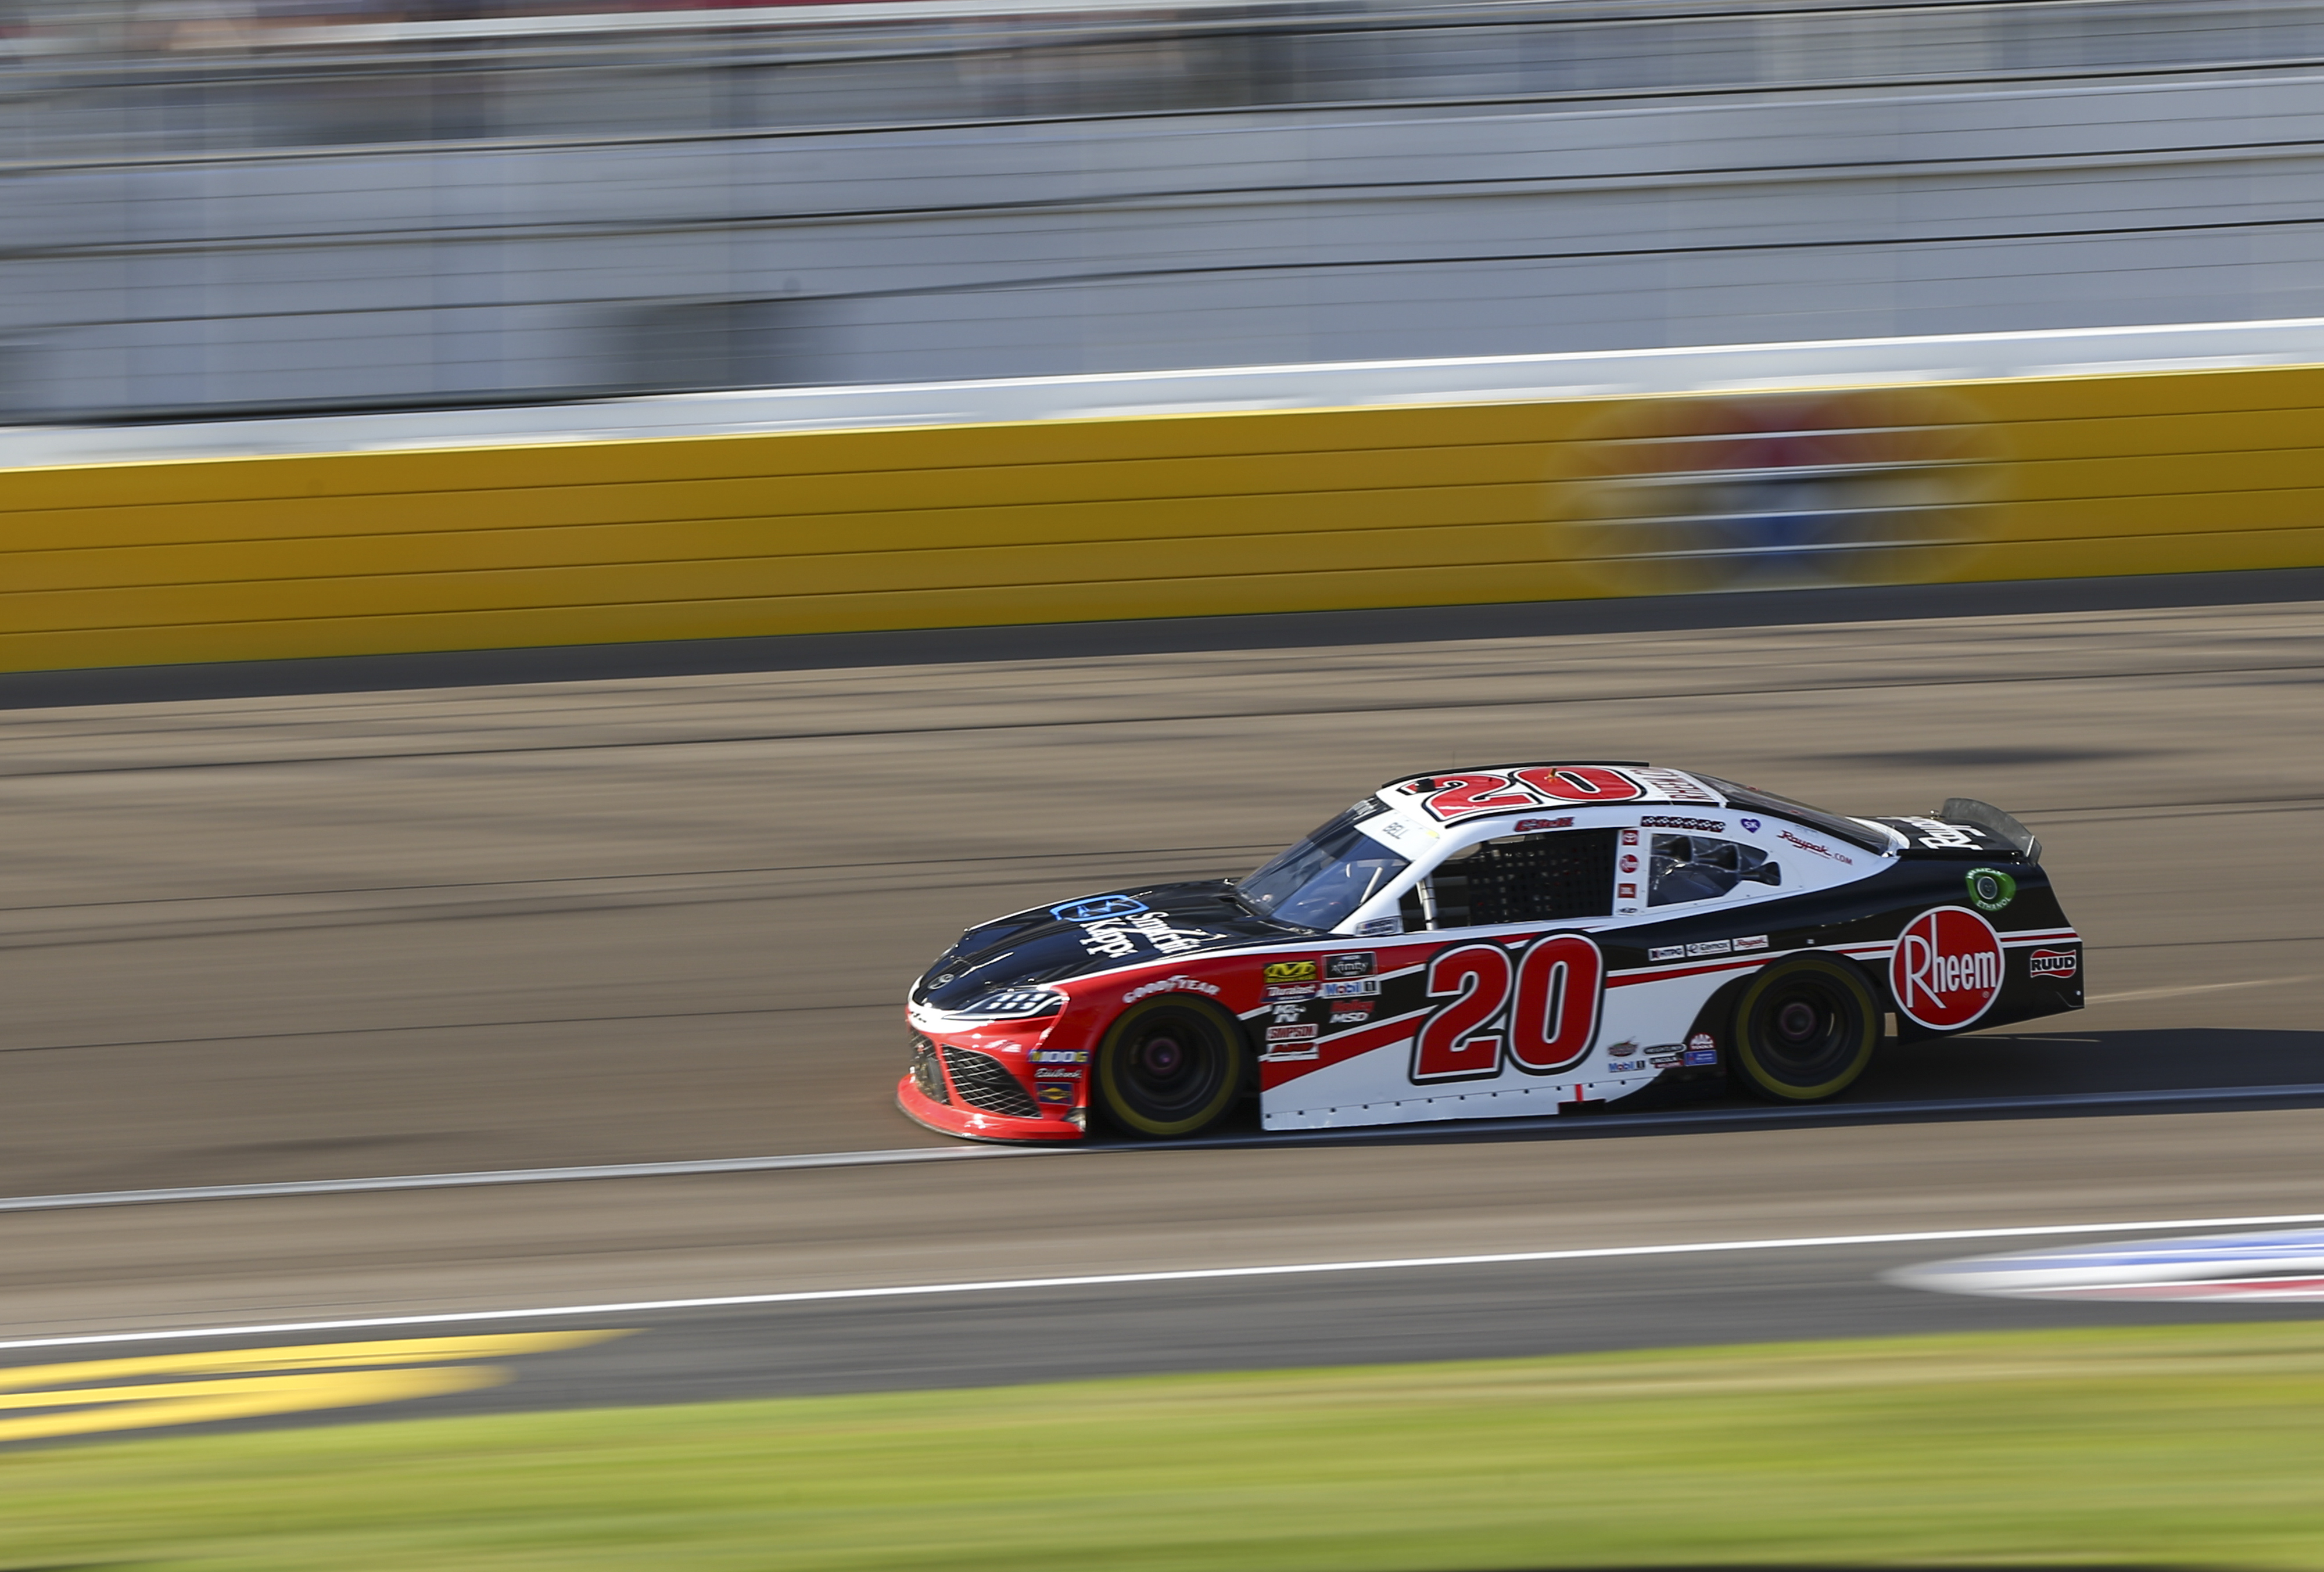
<box><xmin>2</xmin><ymin>361</ymin><xmax>2322</xmax><ymax>674</ymax></box>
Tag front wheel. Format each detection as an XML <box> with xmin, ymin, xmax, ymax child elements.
<box><xmin>1093</xmin><ymin>997</ymin><xmax>1248</xmax><ymax>1139</ymax></box>
<box><xmin>1730</xmin><ymin>954</ymin><xmax>1879</xmax><ymax>1101</ymax></box>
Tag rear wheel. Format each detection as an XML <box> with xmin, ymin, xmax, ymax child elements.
<box><xmin>1731</xmin><ymin>954</ymin><xmax>1878</xmax><ymax>1101</ymax></box>
<box><xmin>1093</xmin><ymin>997</ymin><xmax>1247</xmax><ymax>1138</ymax></box>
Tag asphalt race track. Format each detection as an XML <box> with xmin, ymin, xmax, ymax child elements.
<box><xmin>1</xmin><ymin>587</ymin><xmax>2320</xmax><ymax>1441</ymax></box>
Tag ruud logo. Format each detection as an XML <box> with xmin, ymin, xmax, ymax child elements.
<box><xmin>2028</xmin><ymin>949</ymin><xmax>2078</xmax><ymax>979</ymax></box>
<box><xmin>1890</xmin><ymin>907</ymin><xmax>2005</xmax><ymax>1031</ymax></box>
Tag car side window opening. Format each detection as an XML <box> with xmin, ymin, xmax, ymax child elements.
<box><xmin>1398</xmin><ymin>828</ymin><xmax>1617</xmax><ymax>931</ymax></box>
<box><xmin>1237</xmin><ymin>806</ymin><xmax>1410</xmax><ymax>931</ymax></box>
<box><xmin>1648</xmin><ymin>834</ymin><xmax>1780</xmax><ymax>907</ymax></box>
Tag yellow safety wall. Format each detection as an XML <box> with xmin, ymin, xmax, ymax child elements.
<box><xmin>2</xmin><ymin>364</ymin><xmax>2322</xmax><ymax>674</ymax></box>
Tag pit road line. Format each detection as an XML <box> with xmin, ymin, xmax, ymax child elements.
<box><xmin>9</xmin><ymin>1209</ymin><xmax>2324</xmax><ymax>1355</ymax></box>
<box><xmin>8</xmin><ymin>1080</ymin><xmax>2324</xmax><ymax>1218</ymax></box>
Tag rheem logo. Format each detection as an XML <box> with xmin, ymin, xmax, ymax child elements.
<box><xmin>1890</xmin><ymin>907</ymin><xmax>2004</xmax><ymax>1031</ymax></box>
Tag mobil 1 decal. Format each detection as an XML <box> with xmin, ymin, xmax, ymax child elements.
<box><xmin>1889</xmin><ymin>906</ymin><xmax>2005</xmax><ymax>1032</ymax></box>
<box><xmin>1412</xmin><ymin>934</ymin><xmax>1603</xmax><ymax>1083</ymax></box>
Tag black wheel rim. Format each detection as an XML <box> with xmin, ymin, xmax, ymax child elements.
<box><xmin>1746</xmin><ymin>972</ymin><xmax>1864</xmax><ymax>1082</ymax></box>
<box><xmin>1116</xmin><ymin>1009</ymin><xmax>1227</xmax><ymax>1121</ymax></box>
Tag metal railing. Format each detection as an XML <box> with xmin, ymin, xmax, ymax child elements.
<box><xmin>8</xmin><ymin>0</ymin><xmax>2324</xmax><ymax>160</ymax></box>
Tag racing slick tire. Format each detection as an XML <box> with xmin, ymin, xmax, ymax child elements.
<box><xmin>1093</xmin><ymin>996</ymin><xmax>1249</xmax><ymax>1139</ymax></box>
<box><xmin>1730</xmin><ymin>954</ymin><xmax>1879</xmax><ymax>1102</ymax></box>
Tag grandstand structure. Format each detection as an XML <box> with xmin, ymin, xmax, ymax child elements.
<box><xmin>4</xmin><ymin>0</ymin><xmax>2323</xmax><ymax>422</ymax></box>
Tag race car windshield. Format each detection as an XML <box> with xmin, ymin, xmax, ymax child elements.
<box><xmin>1238</xmin><ymin>806</ymin><xmax>1410</xmax><ymax>931</ymax></box>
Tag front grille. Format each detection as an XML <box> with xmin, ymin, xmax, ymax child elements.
<box><xmin>909</xmin><ymin>1035</ymin><xmax>948</xmax><ymax>1105</ymax></box>
<box><xmin>940</xmin><ymin>1045</ymin><xmax>1040</xmax><ymax>1118</ymax></box>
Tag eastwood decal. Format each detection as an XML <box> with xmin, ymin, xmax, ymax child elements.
<box><xmin>1891</xmin><ymin>906</ymin><xmax>2006</xmax><ymax>1031</ymax></box>
<box><xmin>1121</xmin><ymin>975</ymin><xmax>1223</xmax><ymax>1004</ymax></box>
<box><xmin>2029</xmin><ymin>949</ymin><xmax>2079</xmax><ymax>979</ymax></box>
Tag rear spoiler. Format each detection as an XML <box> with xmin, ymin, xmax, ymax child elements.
<box><xmin>1937</xmin><ymin>798</ymin><xmax>2042</xmax><ymax>864</ymax></box>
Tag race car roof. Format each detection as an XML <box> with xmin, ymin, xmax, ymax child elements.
<box><xmin>1375</xmin><ymin>762</ymin><xmax>1724</xmax><ymax>809</ymax></box>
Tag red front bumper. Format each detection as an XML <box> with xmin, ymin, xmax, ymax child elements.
<box><xmin>895</xmin><ymin>1069</ymin><xmax>1086</xmax><ymax>1144</ymax></box>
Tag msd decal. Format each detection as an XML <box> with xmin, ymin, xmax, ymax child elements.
<box><xmin>2029</xmin><ymin>949</ymin><xmax>2079</xmax><ymax>980</ymax></box>
<box><xmin>1412</xmin><ymin>934</ymin><xmax>1604</xmax><ymax>1083</ymax></box>
<box><xmin>1891</xmin><ymin>907</ymin><xmax>2006</xmax><ymax>1031</ymax></box>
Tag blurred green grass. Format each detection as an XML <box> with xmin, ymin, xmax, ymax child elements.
<box><xmin>10</xmin><ymin>1321</ymin><xmax>2324</xmax><ymax>1570</ymax></box>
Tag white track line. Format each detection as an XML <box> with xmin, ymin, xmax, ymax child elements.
<box><xmin>2086</xmin><ymin>975</ymin><xmax>2313</xmax><ymax>1006</ymax></box>
<box><xmin>0</xmin><ymin>1144</ymin><xmax>1048</xmax><ymax>1215</ymax></box>
<box><xmin>7</xmin><ymin>1081</ymin><xmax>2324</xmax><ymax>1217</ymax></box>
<box><xmin>12</xmin><ymin>1210</ymin><xmax>2324</xmax><ymax>1354</ymax></box>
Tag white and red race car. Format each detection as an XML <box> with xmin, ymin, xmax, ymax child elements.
<box><xmin>898</xmin><ymin>762</ymin><xmax>2081</xmax><ymax>1142</ymax></box>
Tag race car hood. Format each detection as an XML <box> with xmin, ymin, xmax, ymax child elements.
<box><xmin>912</xmin><ymin>880</ymin><xmax>1287</xmax><ymax>1008</ymax></box>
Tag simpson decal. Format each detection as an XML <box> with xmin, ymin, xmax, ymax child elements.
<box><xmin>1891</xmin><ymin>906</ymin><xmax>2006</xmax><ymax>1031</ymax></box>
<box><xmin>1265</xmin><ymin>1023</ymin><xmax>1320</xmax><ymax>1042</ymax></box>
